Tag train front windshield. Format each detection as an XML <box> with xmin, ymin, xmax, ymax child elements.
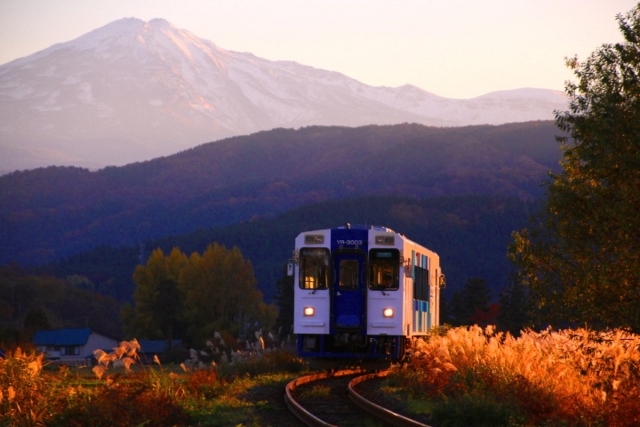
<box><xmin>369</xmin><ymin>249</ymin><xmax>400</xmax><ymax>291</ymax></box>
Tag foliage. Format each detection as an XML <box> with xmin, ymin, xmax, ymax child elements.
<box><xmin>274</xmin><ymin>263</ymin><xmax>294</xmax><ymax>339</ymax></box>
<box><xmin>52</xmin><ymin>339</ymin><xmax>189</xmax><ymax>427</ymax></box>
<box><xmin>1</xmin><ymin>121</ymin><xmax>562</xmax><ymax>270</ymax></box>
<box><xmin>397</xmin><ymin>325</ymin><xmax>640</xmax><ymax>426</ymax></box>
<box><xmin>509</xmin><ymin>4</ymin><xmax>640</xmax><ymax>332</ymax></box>
<box><xmin>23</xmin><ymin>307</ymin><xmax>51</xmax><ymax>332</ymax></box>
<box><xmin>429</xmin><ymin>393</ymin><xmax>526</xmax><ymax>427</ymax></box>
<box><xmin>51</xmin><ymin>194</ymin><xmax>534</xmax><ymax>307</ymax></box>
<box><xmin>221</xmin><ymin>345</ymin><xmax>305</xmax><ymax>378</ymax></box>
<box><xmin>125</xmin><ymin>247</ymin><xmax>187</xmax><ymax>342</ymax></box>
<box><xmin>0</xmin><ymin>335</ymin><xmax>302</xmax><ymax>426</ymax></box>
<box><xmin>181</xmin><ymin>243</ymin><xmax>271</xmax><ymax>344</ymax></box>
<box><xmin>124</xmin><ymin>244</ymin><xmax>277</xmax><ymax>347</ymax></box>
<box><xmin>0</xmin><ymin>264</ymin><xmax>122</xmax><ymax>342</ymax></box>
<box><xmin>445</xmin><ymin>277</ymin><xmax>496</xmax><ymax>327</ymax></box>
<box><xmin>497</xmin><ymin>277</ymin><xmax>531</xmax><ymax>335</ymax></box>
<box><xmin>54</xmin><ymin>373</ymin><xmax>189</xmax><ymax>427</ymax></box>
<box><xmin>0</xmin><ymin>348</ymin><xmax>49</xmax><ymax>426</ymax></box>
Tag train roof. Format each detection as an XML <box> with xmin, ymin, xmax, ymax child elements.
<box><xmin>295</xmin><ymin>224</ymin><xmax>438</xmax><ymax>257</ymax></box>
<box><xmin>336</xmin><ymin>223</ymin><xmax>394</xmax><ymax>232</ymax></box>
<box><xmin>295</xmin><ymin>224</ymin><xmax>397</xmax><ymax>237</ymax></box>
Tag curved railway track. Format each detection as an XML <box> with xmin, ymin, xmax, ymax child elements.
<box><xmin>285</xmin><ymin>369</ymin><xmax>431</xmax><ymax>427</ymax></box>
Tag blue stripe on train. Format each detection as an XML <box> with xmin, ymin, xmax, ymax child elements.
<box><xmin>413</xmin><ymin>299</ymin><xmax>430</xmax><ymax>333</ymax></box>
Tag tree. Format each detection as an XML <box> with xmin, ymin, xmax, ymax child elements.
<box><xmin>155</xmin><ymin>278</ymin><xmax>182</xmax><ymax>354</ymax></box>
<box><xmin>125</xmin><ymin>247</ymin><xmax>187</xmax><ymax>343</ymax></box>
<box><xmin>274</xmin><ymin>263</ymin><xmax>294</xmax><ymax>339</ymax></box>
<box><xmin>447</xmin><ymin>277</ymin><xmax>493</xmax><ymax>326</ymax></box>
<box><xmin>179</xmin><ymin>243</ymin><xmax>271</xmax><ymax>345</ymax></box>
<box><xmin>23</xmin><ymin>307</ymin><xmax>51</xmax><ymax>332</ymax></box>
<box><xmin>497</xmin><ymin>277</ymin><xmax>530</xmax><ymax>336</ymax></box>
<box><xmin>124</xmin><ymin>243</ymin><xmax>277</xmax><ymax>348</ymax></box>
<box><xmin>463</xmin><ymin>278</ymin><xmax>494</xmax><ymax>327</ymax></box>
<box><xmin>509</xmin><ymin>4</ymin><xmax>640</xmax><ymax>332</ymax></box>
<box><xmin>445</xmin><ymin>289</ymin><xmax>465</xmax><ymax>326</ymax></box>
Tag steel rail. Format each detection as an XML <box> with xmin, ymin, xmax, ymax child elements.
<box><xmin>348</xmin><ymin>371</ymin><xmax>432</xmax><ymax>427</ymax></box>
<box><xmin>284</xmin><ymin>369</ymin><xmax>362</xmax><ymax>427</ymax></box>
<box><xmin>285</xmin><ymin>369</ymin><xmax>432</xmax><ymax>427</ymax></box>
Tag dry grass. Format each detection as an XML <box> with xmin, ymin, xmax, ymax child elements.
<box><xmin>0</xmin><ymin>348</ymin><xmax>48</xmax><ymax>426</ymax></box>
<box><xmin>0</xmin><ymin>337</ymin><xmax>304</xmax><ymax>426</ymax></box>
<box><xmin>397</xmin><ymin>325</ymin><xmax>640</xmax><ymax>426</ymax></box>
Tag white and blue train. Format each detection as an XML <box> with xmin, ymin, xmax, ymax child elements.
<box><xmin>290</xmin><ymin>224</ymin><xmax>445</xmax><ymax>361</ymax></box>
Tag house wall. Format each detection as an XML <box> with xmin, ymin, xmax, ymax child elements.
<box><xmin>36</xmin><ymin>346</ymin><xmax>61</xmax><ymax>360</ymax></box>
<box><xmin>84</xmin><ymin>333</ymin><xmax>119</xmax><ymax>359</ymax></box>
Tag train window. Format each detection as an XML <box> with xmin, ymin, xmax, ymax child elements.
<box><xmin>414</xmin><ymin>266</ymin><xmax>429</xmax><ymax>301</ymax></box>
<box><xmin>369</xmin><ymin>249</ymin><xmax>400</xmax><ymax>291</ymax></box>
<box><xmin>299</xmin><ymin>248</ymin><xmax>329</xmax><ymax>290</ymax></box>
<box><xmin>338</xmin><ymin>259</ymin><xmax>359</xmax><ymax>290</ymax></box>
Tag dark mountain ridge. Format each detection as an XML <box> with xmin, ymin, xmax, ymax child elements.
<box><xmin>0</xmin><ymin>121</ymin><xmax>562</xmax><ymax>267</ymax></box>
<box><xmin>46</xmin><ymin>194</ymin><xmax>536</xmax><ymax>303</ymax></box>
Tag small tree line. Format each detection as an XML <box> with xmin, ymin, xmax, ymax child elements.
<box><xmin>121</xmin><ymin>243</ymin><xmax>278</xmax><ymax>350</ymax></box>
<box><xmin>443</xmin><ymin>276</ymin><xmax>529</xmax><ymax>336</ymax></box>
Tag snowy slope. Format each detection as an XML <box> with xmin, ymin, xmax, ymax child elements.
<box><xmin>0</xmin><ymin>18</ymin><xmax>568</xmax><ymax>173</ymax></box>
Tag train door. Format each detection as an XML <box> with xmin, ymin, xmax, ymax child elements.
<box><xmin>331</xmin><ymin>250</ymin><xmax>366</xmax><ymax>330</ymax></box>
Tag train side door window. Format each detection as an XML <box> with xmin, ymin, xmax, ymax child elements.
<box><xmin>299</xmin><ymin>248</ymin><xmax>330</xmax><ymax>290</ymax></box>
<box><xmin>369</xmin><ymin>249</ymin><xmax>400</xmax><ymax>291</ymax></box>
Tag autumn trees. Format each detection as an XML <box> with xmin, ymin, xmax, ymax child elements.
<box><xmin>122</xmin><ymin>244</ymin><xmax>277</xmax><ymax>347</ymax></box>
<box><xmin>509</xmin><ymin>4</ymin><xmax>640</xmax><ymax>332</ymax></box>
<box><xmin>0</xmin><ymin>264</ymin><xmax>123</xmax><ymax>341</ymax></box>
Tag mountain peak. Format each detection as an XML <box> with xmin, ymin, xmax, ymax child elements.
<box><xmin>147</xmin><ymin>17</ymin><xmax>173</xmax><ymax>26</ymax></box>
<box><xmin>0</xmin><ymin>18</ymin><xmax>567</xmax><ymax>174</ymax></box>
<box><xmin>67</xmin><ymin>17</ymin><xmax>197</xmax><ymax>52</ymax></box>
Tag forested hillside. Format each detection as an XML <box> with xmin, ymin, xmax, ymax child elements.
<box><xmin>1</xmin><ymin>121</ymin><xmax>562</xmax><ymax>268</ymax></box>
<box><xmin>44</xmin><ymin>194</ymin><xmax>535</xmax><ymax>304</ymax></box>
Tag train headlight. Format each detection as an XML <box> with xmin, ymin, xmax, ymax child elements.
<box><xmin>303</xmin><ymin>307</ymin><xmax>315</xmax><ymax>317</ymax></box>
<box><xmin>382</xmin><ymin>308</ymin><xmax>394</xmax><ymax>318</ymax></box>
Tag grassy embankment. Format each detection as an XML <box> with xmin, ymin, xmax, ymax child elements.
<box><xmin>388</xmin><ymin>325</ymin><xmax>640</xmax><ymax>427</ymax></box>
<box><xmin>1</xmin><ymin>326</ymin><xmax>639</xmax><ymax>426</ymax></box>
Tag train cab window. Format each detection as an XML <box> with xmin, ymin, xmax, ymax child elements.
<box><xmin>338</xmin><ymin>259</ymin><xmax>359</xmax><ymax>290</ymax></box>
<box><xmin>299</xmin><ymin>248</ymin><xmax>329</xmax><ymax>290</ymax></box>
<box><xmin>369</xmin><ymin>249</ymin><xmax>400</xmax><ymax>291</ymax></box>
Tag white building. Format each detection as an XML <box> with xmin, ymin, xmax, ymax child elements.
<box><xmin>33</xmin><ymin>328</ymin><xmax>119</xmax><ymax>363</ymax></box>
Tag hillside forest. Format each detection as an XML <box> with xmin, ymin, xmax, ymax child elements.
<box><xmin>0</xmin><ymin>120</ymin><xmax>563</xmax><ymax>343</ymax></box>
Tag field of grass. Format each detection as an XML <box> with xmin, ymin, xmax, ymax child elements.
<box><xmin>1</xmin><ymin>326</ymin><xmax>638</xmax><ymax>426</ymax></box>
<box><xmin>390</xmin><ymin>325</ymin><xmax>640</xmax><ymax>427</ymax></box>
<box><xmin>0</xmin><ymin>340</ymin><xmax>305</xmax><ymax>426</ymax></box>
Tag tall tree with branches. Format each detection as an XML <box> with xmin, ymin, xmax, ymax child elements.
<box><xmin>123</xmin><ymin>247</ymin><xmax>187</xmax><ymax>346</ymax></box>
<box><xmin>509</xmin><ymin>4</ymin><xmax>640</xmax><ymax>332</ymax></box>
<box><xmin>179</xmin><ymin>243</ymin><xmax>275</xmax><ymax>344</ymax></box>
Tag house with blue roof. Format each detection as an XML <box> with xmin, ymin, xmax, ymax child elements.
<box><xmin>33</xmin><ymin>328</ymin><xmax>119</xmax><ymax>362</ymax></box>
<box><xmin>137</xmin><ymin>339</ymin><xmax>185</xmax><ymax>363</ymax></box>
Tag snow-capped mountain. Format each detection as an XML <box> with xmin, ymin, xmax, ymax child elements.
<box><xmin>0</xmin><ymin>18</ymin><xmax>567</xmax><ymax>173</ymax></box>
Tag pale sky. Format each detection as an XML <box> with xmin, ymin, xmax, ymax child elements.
<box><xmin>1</xmin><ymin>0</ymin><xmax>637</xmax><ymax>99</ymax></box>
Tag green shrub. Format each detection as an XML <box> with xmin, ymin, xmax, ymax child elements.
<box><xmin>430</xmin><ymin>392</ymin><xmax>527</xmax><ymax>427</ymax></box>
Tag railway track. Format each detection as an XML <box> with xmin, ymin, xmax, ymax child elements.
<box><xmin>285</xmin><ymin>369</ymin><xmax>431</xmax><ymax>427</ymax></box>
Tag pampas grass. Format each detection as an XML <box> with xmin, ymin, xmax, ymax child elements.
<box><xmin>92</xmin><ymin>338</ymin><xmax>141</xmax><ymax>379</ymax></box>
<box><xmin>0</xmin><ymin>348</ymin><xmax>49</xmax><ymax>426</ymax></box>
<box><xmin>397</xmin><ymin>325</ymin><xmax>640</xmax><ymax>426</ymax></box>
